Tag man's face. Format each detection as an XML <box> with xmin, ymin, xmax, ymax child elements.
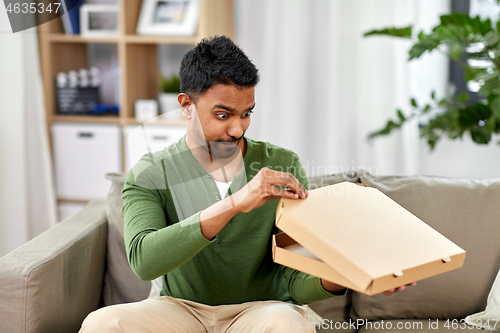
<box><xmin>188</xmin><ymin>84</ymin><xmax>255</xmax><ymax>159</ymax></box>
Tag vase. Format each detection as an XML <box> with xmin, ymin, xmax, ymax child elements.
<box><xmin>158</xmin><ymin>93</ymin><xmax>183</xmax><ymax>121</ymax></box>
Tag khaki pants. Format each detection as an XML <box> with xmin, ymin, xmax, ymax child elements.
<box><xmin>79</xmin><ymin>296</ymin><xmax>318</xmax><ymax>332</ymax></box>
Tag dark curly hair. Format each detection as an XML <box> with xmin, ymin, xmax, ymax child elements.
<box><xmin>179</xmin><ymin>36</ymin><xmax>259</xmax><ymax>101</ymax></box>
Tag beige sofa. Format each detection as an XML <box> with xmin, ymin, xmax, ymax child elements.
<box><xmin>1</xmin><ymin>171</ymin><xmax>499</xmax><ymax>332</ymax></box>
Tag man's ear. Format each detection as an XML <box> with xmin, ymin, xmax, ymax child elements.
<box><xmin>178</xmin><ymin>93</ymin><xmax>193</xmax><ymax>120</ymax></box>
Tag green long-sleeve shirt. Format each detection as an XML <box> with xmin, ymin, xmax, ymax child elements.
<box><xmin>122</xmin><ymin>135</ymin><xmax>343</xmax><ymax>306</ymax></box>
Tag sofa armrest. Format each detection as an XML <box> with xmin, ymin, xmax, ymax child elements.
<box><xmin>0</xmin><ymin>200</ymin><xmax>107</xmax><ymax>333</ymax></box>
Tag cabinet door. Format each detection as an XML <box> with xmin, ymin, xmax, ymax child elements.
<box><xmin>52</xmin><ymin>123</ymin><xmax>121</xmax><ymax>199</ymax></box>
<box><xmin>123</xmin><ymin>125</ymin><xmax>187</xmax><ymax>171</ymax></box>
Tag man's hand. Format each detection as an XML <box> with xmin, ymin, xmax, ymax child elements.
<box><xmin>200</xmin><ymin>167</ymin><xmax>308</xmax><ymax>240</ymax></box>
<box><xmin>321</xmin><ymin>279</ymin><xmax>348</xmax><ymax>294</ymax></box>
<box><xmin>321</xmin><ymin>279</ymin><xmax>417</xmax><ymax>296</ymax></box>
<box><xmin>233</xmin><ymin>167</ymin><xmax>309</xmax><ymax>213</ymax></box>
<box><xmin>382</xmin><ymin>282</ymin><xmax>417</xmax><ymax>296</ymax></box>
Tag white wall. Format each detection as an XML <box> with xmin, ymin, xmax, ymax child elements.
<box><xmin>419</xmin><ymin>135</ymin><xmax>500</xmax><ymax>178</ymax></box>
<box><xmin>0</xmin><ymin>7</ymin><xmax>29</xmax><ymax>257</ymax></box>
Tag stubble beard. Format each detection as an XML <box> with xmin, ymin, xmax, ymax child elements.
<box><xmin>207</xmin><ymin>138</ymin><xmax>242</xmax><ymax>159</ymax></box>
<box><xmin>191</xmin><ymin>110</ymin><xmax>243</xmax><ymax>159</ymax></box>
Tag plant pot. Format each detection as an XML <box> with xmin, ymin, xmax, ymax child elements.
<box><xmin>158</xmin><ymin>93</ymin><xmax>183</xmax><ymax>121</ymax></box>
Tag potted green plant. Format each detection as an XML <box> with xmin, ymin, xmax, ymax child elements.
<box><xmin>158</xmin><ymin>75</ymin><xmax>182</xmax><ymax>121</ymax></box>
<box><xmin>364</xmin><ymin>8</ymin><xmax>500</xmax><ymax>150</ymax></box>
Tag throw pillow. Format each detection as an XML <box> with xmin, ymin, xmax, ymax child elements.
<box><xmin>465</xmin><ymin>268</ymin><xmax>500</xmax><ymax>331</ymax></box>
<box><xmin>102</xmin><ymin>172</ymin><xmax>150</xmax><ymax>306</ymax></box>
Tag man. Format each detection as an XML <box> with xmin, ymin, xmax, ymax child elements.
<box><xmin>80</xmin><ymin>36</ymin><xmax>413</xmax><ymax>332</ymax></box>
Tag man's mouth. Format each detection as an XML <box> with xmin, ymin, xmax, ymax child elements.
<box><xmin>221</xmin><ymin>142</ymin><xmax>237</xmax><ymax>147</ymax></box>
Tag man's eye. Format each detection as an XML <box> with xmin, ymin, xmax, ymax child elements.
<box><xmin>243</xmin><ymin>111</ymin><xmax>253</xmax><ymax>117</ymax></box>
<box><xmin>217</xmin><ymin>114</ymin><xmax>228</xmax><ymax>120</ymax></box>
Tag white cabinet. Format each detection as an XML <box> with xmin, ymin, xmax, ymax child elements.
<box><xmin>123</xmin><ymin>125</ymin><xmax>186</xmax><ymax>171</ymax></box>
<box><xmin>52</xmin><ymin>123</ymin><xmax>121</xmax><ymax>200</ymax></box>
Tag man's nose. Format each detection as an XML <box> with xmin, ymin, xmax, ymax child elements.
<box><xmin>227</xmin><ymin>119</ymin><xmax>244</xmax><ymax>139</ymax></box>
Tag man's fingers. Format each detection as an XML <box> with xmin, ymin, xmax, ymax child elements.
<box><xmin>264</xmin><ymin>184</ymin><xmax>301</xmax><ymax>199</ymax></box>
<box><xmin>383</xmin><ymin>287</ymin><xmax>400</xmax><ymax>296</ymax></box>
<box><xmin>383</xmin><ymin>281</ymin><xmax>416</xmax><ymax>296</ymax></box>
<box><xmin>259</xmin><ymin>168</ymin><xmax>308</xmax><ymax>198</ymax></box>
<box><xmin>265</xmin><ymin>174</ymin><xmax>303</xmax><ymax>195</ymax></box>
<box><xmin>383</xmin><ymin>289</ymin><xmax>395</xmax><ymax>296</ymax></box>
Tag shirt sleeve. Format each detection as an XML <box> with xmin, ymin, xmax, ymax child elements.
<box><xmin>122</xmin><ymin>159</ymin><xmax>213</xmax><ymax>281</ymax></box>
<box><xmin>279</xmin><ymin>153</ymin><xmax>348</xmax><ymax>304</ymax></box>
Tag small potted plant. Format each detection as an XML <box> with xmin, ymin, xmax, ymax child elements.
<box><xmin>158</xmin><ymin>75</ymin><xmax>182</xmax><ymax>121</ymax></box>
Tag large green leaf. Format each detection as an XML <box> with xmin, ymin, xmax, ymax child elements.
<box><xmin>439</xmin><ymin>13</ymin><xmax>491</xmax><ymax>36</ymax></box>
<box><xmin>397</xmin><ymin>109</ymin><xmax>406</xmax><ymax>122</ymax></box>
<box><xmin>465</xmin><ymin>67</ymin><xmax>485</xmax><ymax>82</ymax></box>
<box><xmin>458</xmin><ymin>103</ymin><xmax>492</xmax><ymax>128</ymax></box>
<box><xmin>467</xmin><ymin>51</ymin><xmax>491</xmax><ymax>61</ymax></box>
<box><xmin>457</xmin><ymin>93</ymin><xmax>470</xmax><ymax>102</ymax></box>
<box><xmin>470</xmin><ymin>16</ymin><xmax>481</xmax><ymax>34</ymax></box>
<box><xmin>484</xmin><ymin>30</ymin><xmax>500</xmax><ymax>47</ymax></box>
<box><xmin>448</xmin><ymin>25</ymin><xmax>467</xmax><ymax>41</ymax></box>
<box><xmin>478</xmin><ymin>73</ymin><xmax>500</xmax><ymax>97</ymax></box>
<box><xmin>434</xmin><ymin>26</ymin><xmax>455</xmax><ymax>40</ymax></box>
<box><xmin>409</xmin><ymin>32</ymin><xmax>441</xmax><ymax>60</ymax></box>
<box><xmin>364</xmin><ymin>26</ymin><xmax>412</xmax><ymax>38</ymax></box>
<box><xmin>368</xmin><ymin>120</ymin><xmax>402</xmax><ymax>138</ymax></box>
<box><xmin>470</xmin><ymin>126</ymin><xmax>491</xmax><ymax>144</ymax></box>
<box><xmin>489</xmin><ymin>95</ymin><xmax>500</xmax><ymax>120</ymax></box>
<box><xmin>480</xmin><ymin>18</ymin><xmax>493</xmax><ymax>36</ymax></box>
<box><xmin>450</xmin><ymin>42</ymin><xmax>464</xmax><ymax>61</ymax></box>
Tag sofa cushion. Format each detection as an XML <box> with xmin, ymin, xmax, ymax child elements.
<box><xmin>465</xmin><ymin>267</ymin><xmax>500</xmax><ymax>330</ymax></box>
<box><xmin>102</xmin><ymin>173</ymin><xmax>150</xmax><ymax>306</ymax></box>
<box><xmin>308</xmin><ymin>172</ymin><xmax>358</xmax><ymax>190</ymax></box>
<box><xmin>350</xmin><ymin>172</ymin><xmax>500</xmax><ymax>320</ymax></box>
<box><xmin>309</xmin><ymin>289</ymin><xmax>353</xmax><ymax>323</ymax></box>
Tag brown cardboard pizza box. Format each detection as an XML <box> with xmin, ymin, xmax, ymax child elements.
<box><xmin>272</xmin><ymin>182</ymin><xmax>466</xmax><ymax>295</ymax></box>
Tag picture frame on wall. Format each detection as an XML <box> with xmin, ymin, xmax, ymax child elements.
<box><xmin>80</xmin><ymin>4</ymin><xmax>120</xmax><ymax>38</ymax></box>
<box><xmin>136</xmin><ymin>0</ymin><xmax>199</xmax><ymax>36</ymax></box>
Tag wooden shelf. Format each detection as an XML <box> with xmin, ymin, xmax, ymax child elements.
<box><xmin>37</xmin><ymin>0</ymin><xmax>234</xmax><ymax>204</ymax></box>
<box><xmin>51</xmin><ymin>115</ymin><xmax>186</xmax><ymax>126</ymax></box>
<box><xmin>52</xmin><ymin>115</ymin><xmax>120</xmax><ymax>124</ymax></box>
<box><xmin>57</xmin><ymin>198</ymin><xmax>93</xmax><ymax>204</ymax></box>
<box><xmin>124</xmin><ymin>35</ymin><xmax>199</xmax><ymax>45</ymax></box>
<box><xmin>47</xmin><ymin>34</ymin><xmax>201</xmax><ymax>45</ymax></box>
<box><xmin>125</xmin><ymin>118</ymin><xmax>187</xmax><ymax>127</ymax></box>
<box><xmin>49</xmin><ymin>34</ymin><xmax>119</xmax><ymax>44</ymax></box>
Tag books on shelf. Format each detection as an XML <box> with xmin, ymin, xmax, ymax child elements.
<box><xmin>61</xmin><ymin>0</ymin><xmax>83</xmax><ymax>34</ymax></box>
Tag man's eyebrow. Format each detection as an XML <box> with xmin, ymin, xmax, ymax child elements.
<box><xmin>213</xmin><ymin>103</ymin><xmax>256</xmax><ymax>113</ymax></box>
